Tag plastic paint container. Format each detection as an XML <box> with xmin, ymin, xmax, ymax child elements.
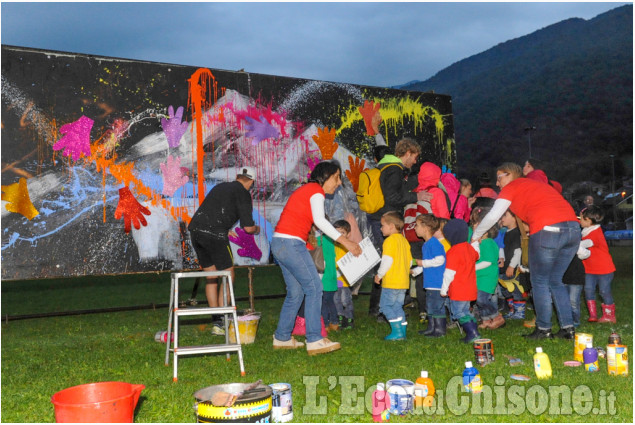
<box><xmin>386</xmin><ymin>379</ymin><xmax>414</xmax><ymax>415</ymax></box>
<box><xmin>607</xmin><ymin>345</ymin><xmax>629</xmax><ymax>376</ymax></box>
<box><xmin>574</xmin><ymin>333</ymin><xmax>593</xmax><ymax>362</ymax></box>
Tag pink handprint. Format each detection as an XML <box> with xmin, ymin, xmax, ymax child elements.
<box><xmin>160</xmin><ymin>155</ymin><xmax>189</xmax><ymax>197</ymax></box>
<box><xmin>161</xmin><ymin>105</ymin><xmax>189</xmax><ymax>148</ymax></box>
<box><xmin>245</xmin><ymin>115</ymin><xmax>280</xmax><ymax>146</ymax></box>
<box><xmin>114</xmin><ymin>186</ymin><xmax>151</xmax><ymax>234</ymax></box>
<box><xmin>53</xmin><ymin>116</ymin><xmax>94</xmax><ymax>161</ymax></box>
<box><xmin>228</xmin><ymin>227</ymin><xmax>262</xmax><ymax>260</ymax></box>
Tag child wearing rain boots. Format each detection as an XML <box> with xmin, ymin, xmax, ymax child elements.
<box><xmin>471</xmin><ymin>207</ymin><xmax>506</xmax><ymax>330</ymax></box>
<box><xmin>412</xmin><ymin>214</ymin><xmax>448</xmax><ymax>337</ymax></box>
<box><xmin>439</xmin><ymin>219</ymin><xmax>481</xmax><ymax>343</ymax></box>
<box><xmin>374</xmin><ymin>212</ymin><xmax>413</xmax><ymax>341</ymax></box>
<box><xmin>580</xmin><ymin>206</ymin><xmax>617</xmax><ymax>323</ymax></box>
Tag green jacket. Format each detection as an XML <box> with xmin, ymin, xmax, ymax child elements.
<box><xmin>319</xmin><ymin>235</ymin><xmax>338</xmax><ymax>292</ymax></box>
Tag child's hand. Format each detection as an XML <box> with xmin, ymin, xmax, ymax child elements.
<box><xmin>506</xmin><ymin>266</ymin><xmax>515</xmax><ymax>278</ymax></box>
<box><xmin>498</xmin><ymin>258</ymin><xmax>504</xmax><ymax>267</ymax></box>
<box><xmin>440</xmin><ymin>290</ymin><xmax>448</xmax><ymax>297</ymax></box>
<box><xmin>374</xmin><ymin>275</ymin><xmax>382</xmax><ymax>285</ymax></box>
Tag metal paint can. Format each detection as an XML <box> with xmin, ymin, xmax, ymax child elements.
<box><xmin>608</xmin><ymin>331</ymin><xmax>622</xmax><ymax>345</ymax></box>
<box><xmin>193</xmin><ymin>383</ymin><xmax>272</xmax><ymax>423</ymax></box>
<box><xmin>607</xmin><ymin>344</ymin><xmax>629</xmax><ymax>376</ymax></box>
<box><xmin>473</xmin><ymin>338</ymin><xmax>495</xmax><ymax>366</ymax></box>
<box><xmin>386</xmin><ymin>379</ymin><xmax>414</xmax><ymax>415</ymax></box>
<box><xmin>270</xmin><ymin>383</ymin><xmax>293</xmax><ymax>423</ymax></box>
<box><xmin>574</xmin><ymin>333</ymin><xmax>593</xmax><ymax>362</ymax></box>
<box><xmin>154</xmin><ymin>331</ymin><xmax>173</xmax><ymax>343</ymax></box>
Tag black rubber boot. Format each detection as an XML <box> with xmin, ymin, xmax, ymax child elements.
<box><xmin>426</xmin><ymin>317</ymin><xmax>447</xmax><ymax>337</ymax></box>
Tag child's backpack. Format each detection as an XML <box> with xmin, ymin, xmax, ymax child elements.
<box><xmin>403</xmin><ymin>201</ymin><xmax>432</xmax><ymax>242</ymax></box>
<box><xmin>440</xmin><ymin>172</ymin><xmax>461</xmax><ymax>219</ymax></box>
<box><xmin>356</xmin><ymin>163</ymin><xmax>402</xmax><ymax>214</ymax></box>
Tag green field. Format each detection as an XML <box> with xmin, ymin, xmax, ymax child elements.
<box><xmin>1</xmin><ymin>248</ymin><xmax>632</xmax><ymax>422</ymax></box>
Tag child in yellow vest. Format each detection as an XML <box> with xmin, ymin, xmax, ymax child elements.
<box><xmin>374</xmin><ymin>211</ymin><xmax>413</xmax><ymax>340</ymax></box>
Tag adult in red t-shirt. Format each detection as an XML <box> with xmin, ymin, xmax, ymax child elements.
<box><xmin>471</xmin><ymin>162</ymin><xmax>580</xmax><ymax>340</ymax></box>
<box><xmin>272</xmin><ymin>161</ymin><xmax>361</xmax><ymax>356</ymax></box>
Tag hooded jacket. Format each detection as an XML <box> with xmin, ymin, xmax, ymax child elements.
<box><xmin>415</xmin><ymin>162</ymin><xmax>450</xmax><ymax>219</ymax></box>
<box><xmin>369</xmin><ymin>154</ymin><xmax>417</xmax><ymax>220</ymax></box>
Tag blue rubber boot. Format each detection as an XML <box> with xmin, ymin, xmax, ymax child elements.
<box><xmin>400</xmin><ymin>320</ymin><xmax>408</xmax><ymax>340</ymax></box>
<box><xmin>385</xmin><ymin>318</ymin><xmax>404</xmax><ymax>341</ymax></box>
<box><xmin>461</xmin><ymin>320</ymin><xmax>480</xmax><ymax>343</ymax></box>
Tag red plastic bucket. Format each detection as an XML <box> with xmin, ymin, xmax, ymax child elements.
<box><xmin>51</xmin><ymin>381</ymin><xmax>144</xmax><ymax>423</ymax></box>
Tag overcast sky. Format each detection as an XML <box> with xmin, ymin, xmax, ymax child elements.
<box><xmin>1</xmin><ymin>1</ymin><xmax>627</xmax><ymax>87</ymax></box>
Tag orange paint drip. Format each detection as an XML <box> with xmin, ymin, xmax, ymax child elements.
<box><xmin>188</xmin><ymin>68</ymin><xmax>218</xmax><ymax>205</ymax></box>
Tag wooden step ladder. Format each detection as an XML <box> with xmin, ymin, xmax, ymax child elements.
<box><xmin>164</xmin><ymin>271</ymin><xmax>245</xmax><ymax>381</ymax></box>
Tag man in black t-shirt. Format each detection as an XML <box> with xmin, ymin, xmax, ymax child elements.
<box><xmin>188</xmin><ymin>167</ymin><xmax>260</xmax><ymax>311</ymax></box>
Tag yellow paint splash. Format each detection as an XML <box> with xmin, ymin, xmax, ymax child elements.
<box><xmin>336</xmin><ymin>95</ymin><xmax>452</xmax><ymax>158</ymax></box>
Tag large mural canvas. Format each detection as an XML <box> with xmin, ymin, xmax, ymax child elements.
<box><xmin>1</xmin><ymin>45</ymin><xmax>455</xmax><ymax>281</ymax></box>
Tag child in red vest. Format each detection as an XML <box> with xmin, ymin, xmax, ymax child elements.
<box><xmin>439</xmin><ymin>219</ymin><xmax>481</xmax><ymax>343</ymax></box>
<box><xmin>579</xmin><ymin>206</ymin><xmax>616</xmax><ymax>323</ymax></box>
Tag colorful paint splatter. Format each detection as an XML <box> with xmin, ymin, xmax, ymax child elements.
<box><xmin>1</xmin><ymin>45</ymin><xmax>455</xmax><ymax>280</ymax></box>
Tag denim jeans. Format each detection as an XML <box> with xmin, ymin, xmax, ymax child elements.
<box><xmin>367</xmin><ymin>215</ymin><xmax>384</xmax><ymax>314</ymax></box>
<box><xmin>379</xmin><ymin>288</ymin><xmax>406</xmax><ymax>321</ymax></box>
<box><xmin>477</xmin><ymin>290</ymin><xmax>498</xmax><ymax>321</ymax></box>
<box><xmin>449</xmin><ymin>300</ymin><xmax>474</xmax><ymax>323</ymax></box>
<box><xmin>566</xmin><ymin>284</ymin><xmax>583</xmax><ymax>327</ymax></box>
<box><xmin>584</xmin><ymin>273</ymin><xmax>614</xmax><ymax>305</ymax></box>
<box><xmin>528</xmin><ymin>221</ymin><xmax>580</xmax><ymax>330</ymax></box>
<box><xmin>334</xmin><ymin>286</ymin><xmax>354</xmax><ymax>319</ymax></box>
<box><xmin>322</xmin><ymin>290</ymin><xmax>339</xmax><ymax>326</ymax></box>
<box><xmin>426</xmin><ymin>290</ymin><xmax>448</xmax><ymax>318</ymax></box>
<box><xmin>272</xmin><ymin>237</ymin><xmax>324</xmax><ymax>343</ymax></box>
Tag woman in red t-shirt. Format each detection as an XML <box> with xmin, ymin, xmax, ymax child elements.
<box><xmin>272</xmin><ymin>161</ymin><xmax>361</xmax><ymax>356</ymax></box>
<box><xmin>471</xmin><ymin>162</ymin><xmax>580</xmax><ymax>340</ymax></box>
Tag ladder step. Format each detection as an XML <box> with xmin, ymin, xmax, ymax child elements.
<box><xmin>175</xmin><ymin>307</ymin><xmax>235</xmax><ymax>316</ymax></box>
<box><xmin>174</xmin><ymin>344</ymin><xmax>242</xmax><ymax>356</ymax></box>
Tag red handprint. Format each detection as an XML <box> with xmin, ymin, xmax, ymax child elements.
<box><xmin>345</xmin><ymin>156</ymin><xmax>368</xmax><ymax>192</ymax></box>
<box><xmin>53</xmin><ymin>116</ymin><xmax>94</xmax><ymax>161</ymax></box>
<box><xmin>312</xmin><ymin>127</ymin><xmax>338</xmax><ymax>160</ymax></box>
<box><xmin>114</xmin><ymin>186</ymin><xmax>151</xmax><ymax>233</ymax></box>
<box><xmin>358</xmin><ymin>100</ymin><xmax>381</xmax><ymax>136</ymax></box>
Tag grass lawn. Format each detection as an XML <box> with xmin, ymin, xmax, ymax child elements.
<box><xmin>1</xmin><ymin>247</ymin><xmax>633</xmax><ymax>422</ymax></box>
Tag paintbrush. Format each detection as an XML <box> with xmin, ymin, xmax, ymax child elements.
<box><xmin>210</xmin><ymin>379</ymin><xmax>263</xmax><ymax>407</ymax></box>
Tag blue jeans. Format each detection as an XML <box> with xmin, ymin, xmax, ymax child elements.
<box><xmin>477</xmin><ymin>290</ymin><xmax>498</xmax><ymax>321</ymax></box>
<box><xmin>272</xmin><ymin>237</ymin><xmax>324</xmax><ymax>343</ymax></box>
<box><xmin>379</xmin><ymin>288</ymin><xmax>406</xmax><ymax>321</ymax></box>
<box><xmin>449</xmin><ymin>300</ymin><xmax>474</xmax><ymax>324</ymax></box>
<box><xmin>322</xmin><ymin>291</ymin><xmax>339</xmax><ymax>326</ymax></box>
<box><xmin>566</xmin><ymin>285</ymin><xmax>583</xmax><ymax>327</ymax></box>
<box><xmin>528</xmin><ymin>221</ymin><xmax>580</xmax><ymax>330</ymax></box>
<box><xmin>334</xmin><ymin>286</ymin><xmax>354</xmax><ymax>319</ymax></box>
<box><xmin>426</xmin><ymin>290</ymin><xmax>448</xmax><ymax>318</ymax></box>
<box><xmin>584</xmin><ymin>273</ymin><xmax>614</xmax><ymax>305</ymax></box>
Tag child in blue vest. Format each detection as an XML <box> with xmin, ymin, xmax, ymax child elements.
<box><xmin>412</xmin><ymin>214</ymin><xmax>448</xmax><ymax>337</ymax></box>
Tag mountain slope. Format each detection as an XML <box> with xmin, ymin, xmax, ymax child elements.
<box><xmin>403</xmin><ymin>5</ymin><xmax>633</xmax><ymax>186</ymax></box>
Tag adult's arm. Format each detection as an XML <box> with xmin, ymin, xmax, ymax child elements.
<box><xmin>237</xmin><ymin>187</ymin><xmax>258</xmax><ymax>233</ymax></box>
<box><xmin>471</xmin><ymin>198</ymin><xmax>511</xmax><ymax>242</ymax></box>
<box><xmin>310</xmin><ymin>193</ymin><xmax>362</xmax><ymax>256</ymax></box>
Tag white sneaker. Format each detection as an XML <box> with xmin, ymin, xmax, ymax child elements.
<box><xmin>306</xmin><ymin>338</ymin><xmax>341</xmax><ymax>356</ymax></box>
<box><xmin>273</xmin><ymin>336</ymin><xmax>304</xmax><ymax>349</ymax></box>
<box><xmin>211</xmin><ymin>324</ymin><xmax>225</xmax><ymax>336</ymax></box>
